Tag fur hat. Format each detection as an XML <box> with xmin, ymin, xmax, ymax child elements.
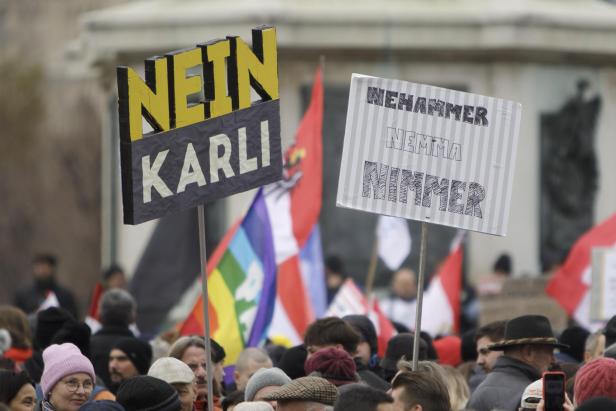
<box><xmin>116</xmin><ymin>376</ymin><xmax>181</xmax><ymax>411</ymax></box>
<box><xmin>264</xmin><ymin>376</ymin><xmax>337</xmax><ymax>406</ymax></box>
<box><xmin>574</xmin><ymin>358</ymin><xmax>616</xmax><ymax>405</ymax></box>
<box><xmin>244</xmin><ymin>367</ymin><xmax>291</xmax><ymax>401</ymax></box>
<box><xmin>40</xmin><ymin>343</ymin><xmax>95</xmax><ymax>397</ymax></box>
<box><xmin>112</xmin><ymin>337</ymin><xmax>153</xmax><ymax>375</ymax></box>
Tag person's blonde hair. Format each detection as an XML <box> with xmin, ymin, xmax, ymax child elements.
<box><xmin>397</xmin><ymin>360</ymin><xmax>469</xmax><ymax>410</ymax></box>
<box><xmin>442</xmin><ymin>365</ymin><xmax>470</xmax><ymax>411</ymax></box>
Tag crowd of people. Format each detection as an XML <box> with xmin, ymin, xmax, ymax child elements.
<box><xmin>1</xmin><ymin>255</ymin><xmax>616</xmax><ymax>411</ymax></box>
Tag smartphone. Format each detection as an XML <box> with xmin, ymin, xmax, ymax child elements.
<box><xmin>543</xmin><ymin>371</ymin><xmax>566</xmax><ymax>411</ymax></box>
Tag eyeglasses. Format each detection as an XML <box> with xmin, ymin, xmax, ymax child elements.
<box><xmin>62</xmin><ymin>379</ymin><xmax>94</xmax><ymax>393</ymax></box>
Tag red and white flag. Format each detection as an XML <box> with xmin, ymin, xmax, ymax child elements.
<box><xmin>546</xmin><ymin>213</ymin><xmax>616</xmax><ymax>330</ymax></box>
<box><xmin>377</xmin><ymin>216</ymin><xmax>411</xmax><ymax>270</ymax></box>
<box><xmin>420</xmin><ymin>232</ymin><xmax>464</xmax><ymax>336</ymax></box>
<box><xmin>37</xmin><ymin>291</ymin><xmax>60</xmax><ymax>312</ymax></box>
<box><xmin>266</xmin><ymin>66</ymin><xmax>324</xmax><ymax>344</ymax></box>
<box><xmin>326</xmin><ymin>278</ymin><xmax>396</xmax><ymax>357</ymax></box>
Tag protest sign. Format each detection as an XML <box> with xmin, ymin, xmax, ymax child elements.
<box><xmin>590</xmin><ymin>247</ymin><xmax>616</xmax><ymax>321</ymax></box>
<box><xmin>117</xmin><ymin>26</ymin><xmax>282</xmax><ymax>224</ymax></box>
<box><xmin>337</xmin><ymin>74</ymin><xmax>522</xmax><ymax>236</ymax></box>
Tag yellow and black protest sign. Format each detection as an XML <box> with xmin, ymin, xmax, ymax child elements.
<box><xmin>117</xmin><ymin>26</ymin><xmax>282</xmax><ymax>224</ymax></box>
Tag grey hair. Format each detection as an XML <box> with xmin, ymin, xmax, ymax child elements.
<box><xmin>99</xmin><ymin>289</ymin><xmax>136</xmax><ymax>327</ymax></box>
<box><xmin>236</xmin><ymin>347</ymin><xmax>272</xmax><ymax>372</ymax></box>
<box><xmin>168</xmin><ymin>335</ymin><xmax>205</xmax><ymax>359</ymax></box>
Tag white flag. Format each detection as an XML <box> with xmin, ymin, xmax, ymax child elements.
<box><xmin>377</xmin><ymin>215</ymin><xmax>411</xmax><ymax>270</ymax></box>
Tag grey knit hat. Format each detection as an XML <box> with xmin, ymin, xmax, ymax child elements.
<box><xmin>244</xmin><ymin>367</ymin><xmax>291</xmax><ymax>401</ymax></box>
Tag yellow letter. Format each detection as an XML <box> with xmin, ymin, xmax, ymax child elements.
<box><xmin>228</xmin><ymin>26</ymin><xmax>278</xmax><ymax>110</ymax></box>
<box><xmin>167</xmin><ymin>48</ymin><xmax>205</xmax><ymax>128</ymax></box>
<box><xmin>117</xmin><ymin>57</ymin><xmax>170</xmax><ymax>141</ymax></box>
<box><xmin>200</xmin><ymin>39</ymin><xmax>233</xmax><ymax>119</ymax></box>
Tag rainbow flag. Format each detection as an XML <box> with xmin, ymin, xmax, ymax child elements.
<box><xmin>179</xmin><ymin>189</ymin><xmax>277</xmax><ymax>366</ymax></box>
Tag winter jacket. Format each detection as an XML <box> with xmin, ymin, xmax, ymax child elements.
<box><xmin>467</xmin><ymin>356</ymin><xmax>541</xmax><ymax>411</ymax></box>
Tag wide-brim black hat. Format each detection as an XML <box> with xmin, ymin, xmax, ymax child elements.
<box><xmin>488</xmin><ymin>315</ymin><xmax>569</xmax><ymax>351</ymax></box>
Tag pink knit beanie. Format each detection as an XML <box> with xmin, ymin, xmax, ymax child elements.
<box><xmin>574</xmin><ymin>357</ymin><xmax>616</xmax><ymax>405</ymax></box>
<box><xmin>40</xmin><ymin>343</ymin><xmax>96</xmax><ymax>397</ymax></box>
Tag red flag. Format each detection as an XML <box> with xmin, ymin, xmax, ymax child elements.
<box><xmin>87</xmin><ymin>283</ymin><xmax>105</xmax><ymax>320</ymax></box>
<box><xmin>546</xmin><ymin>213</ymin><xmax>616</xmax><ymax>328</ymax></box>
<box><xmin>420</xmin><ymin>235</ymin><xmax>463</xmax><ymax>335</ymax></box>
<box><xmin>266</xmin><ymin>66</ymin><xmax>324</xmax><ymax>343</ymax></box>
<box><xmin>326</xmin><ymin>278</ymin><xmax>396</xmax><ymax>357</ymax></box>
<box><xmin>288</xmin><ymin>67</ymin><xmax>323</xmax><ymax>248</ymax></box>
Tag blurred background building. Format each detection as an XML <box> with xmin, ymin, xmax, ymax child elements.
<box><xmin>1</xmin><ymin>0</ymin><xmax>616</xmax><ymax>319</ymax></box>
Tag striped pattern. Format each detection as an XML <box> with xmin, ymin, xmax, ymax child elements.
<box><xmin>179</xmin><ymin>189</ymin><xmax>277</xmax><ymax>366</ymax></box>
<box><xmin>337</xmin><ymin>74</ymin><xmax>522</xmax><ymax>236</ymax></box>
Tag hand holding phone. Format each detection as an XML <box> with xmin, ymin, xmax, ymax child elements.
<box><xmin>543</xmin><ymin>371</ymin><xmax>566</xmax><ymax>411</ymax></box>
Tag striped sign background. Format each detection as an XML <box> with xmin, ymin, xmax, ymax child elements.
<box><xmin>336</xmin><ymin>74</ymin><xmax>522</xmax><ymax>236</ymax></box>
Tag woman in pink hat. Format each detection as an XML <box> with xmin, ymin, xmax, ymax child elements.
<box><xmin>39</xmin><ymin>343</ymin><xmax>96</xmax><ymax>411</ymax></box>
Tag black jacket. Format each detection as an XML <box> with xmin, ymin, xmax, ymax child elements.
<box><xmin>468</xmin><ymin>356</ymin><xmax>541</xmax><ymax>411</ymax></box>
<box><xmin>14</xmin><ymin>283</ymin><xmax>78</xmax><ymax>319</ymax></box>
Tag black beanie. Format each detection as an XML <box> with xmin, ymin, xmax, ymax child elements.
<box><xmin>559</xmin><ymin>326</ymin><xmax>590</xmax><ymax>363</ymax></box>
<box><xmin>51</xmin><ymin>320</ymin><xmax>92</xmax><ymax>358</ymax></box>
<box><xmin>0</xmin><ymin>370</ymin><xmax>34</xmax><ymax>404</ymax></box>
<box><xmin>278</xmin><ymin>344</ymin><xmax>308</xmax><ymax>380</ymax></box>
<box><xmin>79</xmin><ymin>400</ymin><xmax>126</xmax><ymax>411</ymax></box>
<box><xmin>116</xmin><ymin>376</ymin><xmax>180</xmax><ymax>411</ymax></box>
<box><xmin>604</xmin><ymin>315</ymin><xmax>616</xmax><ymax>348</ymax></box>
<box><xmin>210</xmin><ymin>338</ymin><xmax>225</xmax><ymax>363</ymax></box>
<box><xmin>35</xmin><ymin>307</ymin><xmax>74</xmax><ymax>350</ymax></box>
<box><xmin>112</xmin><ymin>337</ymin><xmax>152</xmax><ymax>375</ymax></box>
<box><xmin>343</xmin><ymin>315</ymin><xmax>378</xmax><ymax>356</ymax></box>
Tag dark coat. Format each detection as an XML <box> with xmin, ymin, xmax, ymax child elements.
<box><xmin>467</xmin><ymin>356</ymin><xmax>541</xmax><ymax>411</ymax></box>
<box><xmin>355</xmin><ymin>358</ymin><xmax>390</xmax><ymax>391</ymax></box>
<box><xmin>14</xmin><ymin>283</ymin><xmax>78</xmax><ymax>319</ymax></box>
<box><xmin>90</xmin><ymin>325</ymin><xmax>134</xmax><ymax>388</ymax></box>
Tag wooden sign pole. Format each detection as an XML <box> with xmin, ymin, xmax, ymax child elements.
<box><xmin>412</xmin><ymin>221</ymin><xmax>429</xmax><ymax>371</ymax></box>
<box><xmin>197</xmin><ymin>205</ymin><xmax>215</xmax><ymax>411</ymax></box>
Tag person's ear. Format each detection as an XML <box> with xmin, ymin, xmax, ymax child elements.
<box><xmin>233</xmin><ymin>370</ymin><xmax>240</xmax><ymax>382</ymax></box>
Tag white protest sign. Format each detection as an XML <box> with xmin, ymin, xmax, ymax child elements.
<box><xmin>590</xmin><ymin>247</ymin><xmax>616</xmax><ymax>321</ymax></box>
<box><xmin>336</xmin><ymin>74</ymin><xmax>522</xmax><ymax>236</ymax></box>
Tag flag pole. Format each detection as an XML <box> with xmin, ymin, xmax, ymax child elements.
<box><xmin>365</xmin><ymin>240</ymin><xmax>379</xmax><ymax>300</ymax></box>
<box><xmin>412</xmin><ymin>221</ymin><xmax>429</xmax><ymax>371</ymax></box>
<box><xmin>197</xmin><ymin>205</ymin><xmax>215</xmax><ymax>411</ymax></box>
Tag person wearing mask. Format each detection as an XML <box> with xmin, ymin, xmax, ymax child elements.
<box><xmin>39</xmin><ymin>343</ymin><xmax>96</xmax><ymax>411</ymax></box>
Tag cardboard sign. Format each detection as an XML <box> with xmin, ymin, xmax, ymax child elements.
<box><xmin>336</xmin><ymin>74</ymin><xmax>522</xmax><ymax>236</ymax></box>
<box><xmin>117</xmin><ymin>26</ymin><xmax>282</xmax><ymax>224</ymax></box>
<box><xmin>590</xmin><ymin>247</ymin><xmax>616</xmax><ymax>321</ymax></box>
